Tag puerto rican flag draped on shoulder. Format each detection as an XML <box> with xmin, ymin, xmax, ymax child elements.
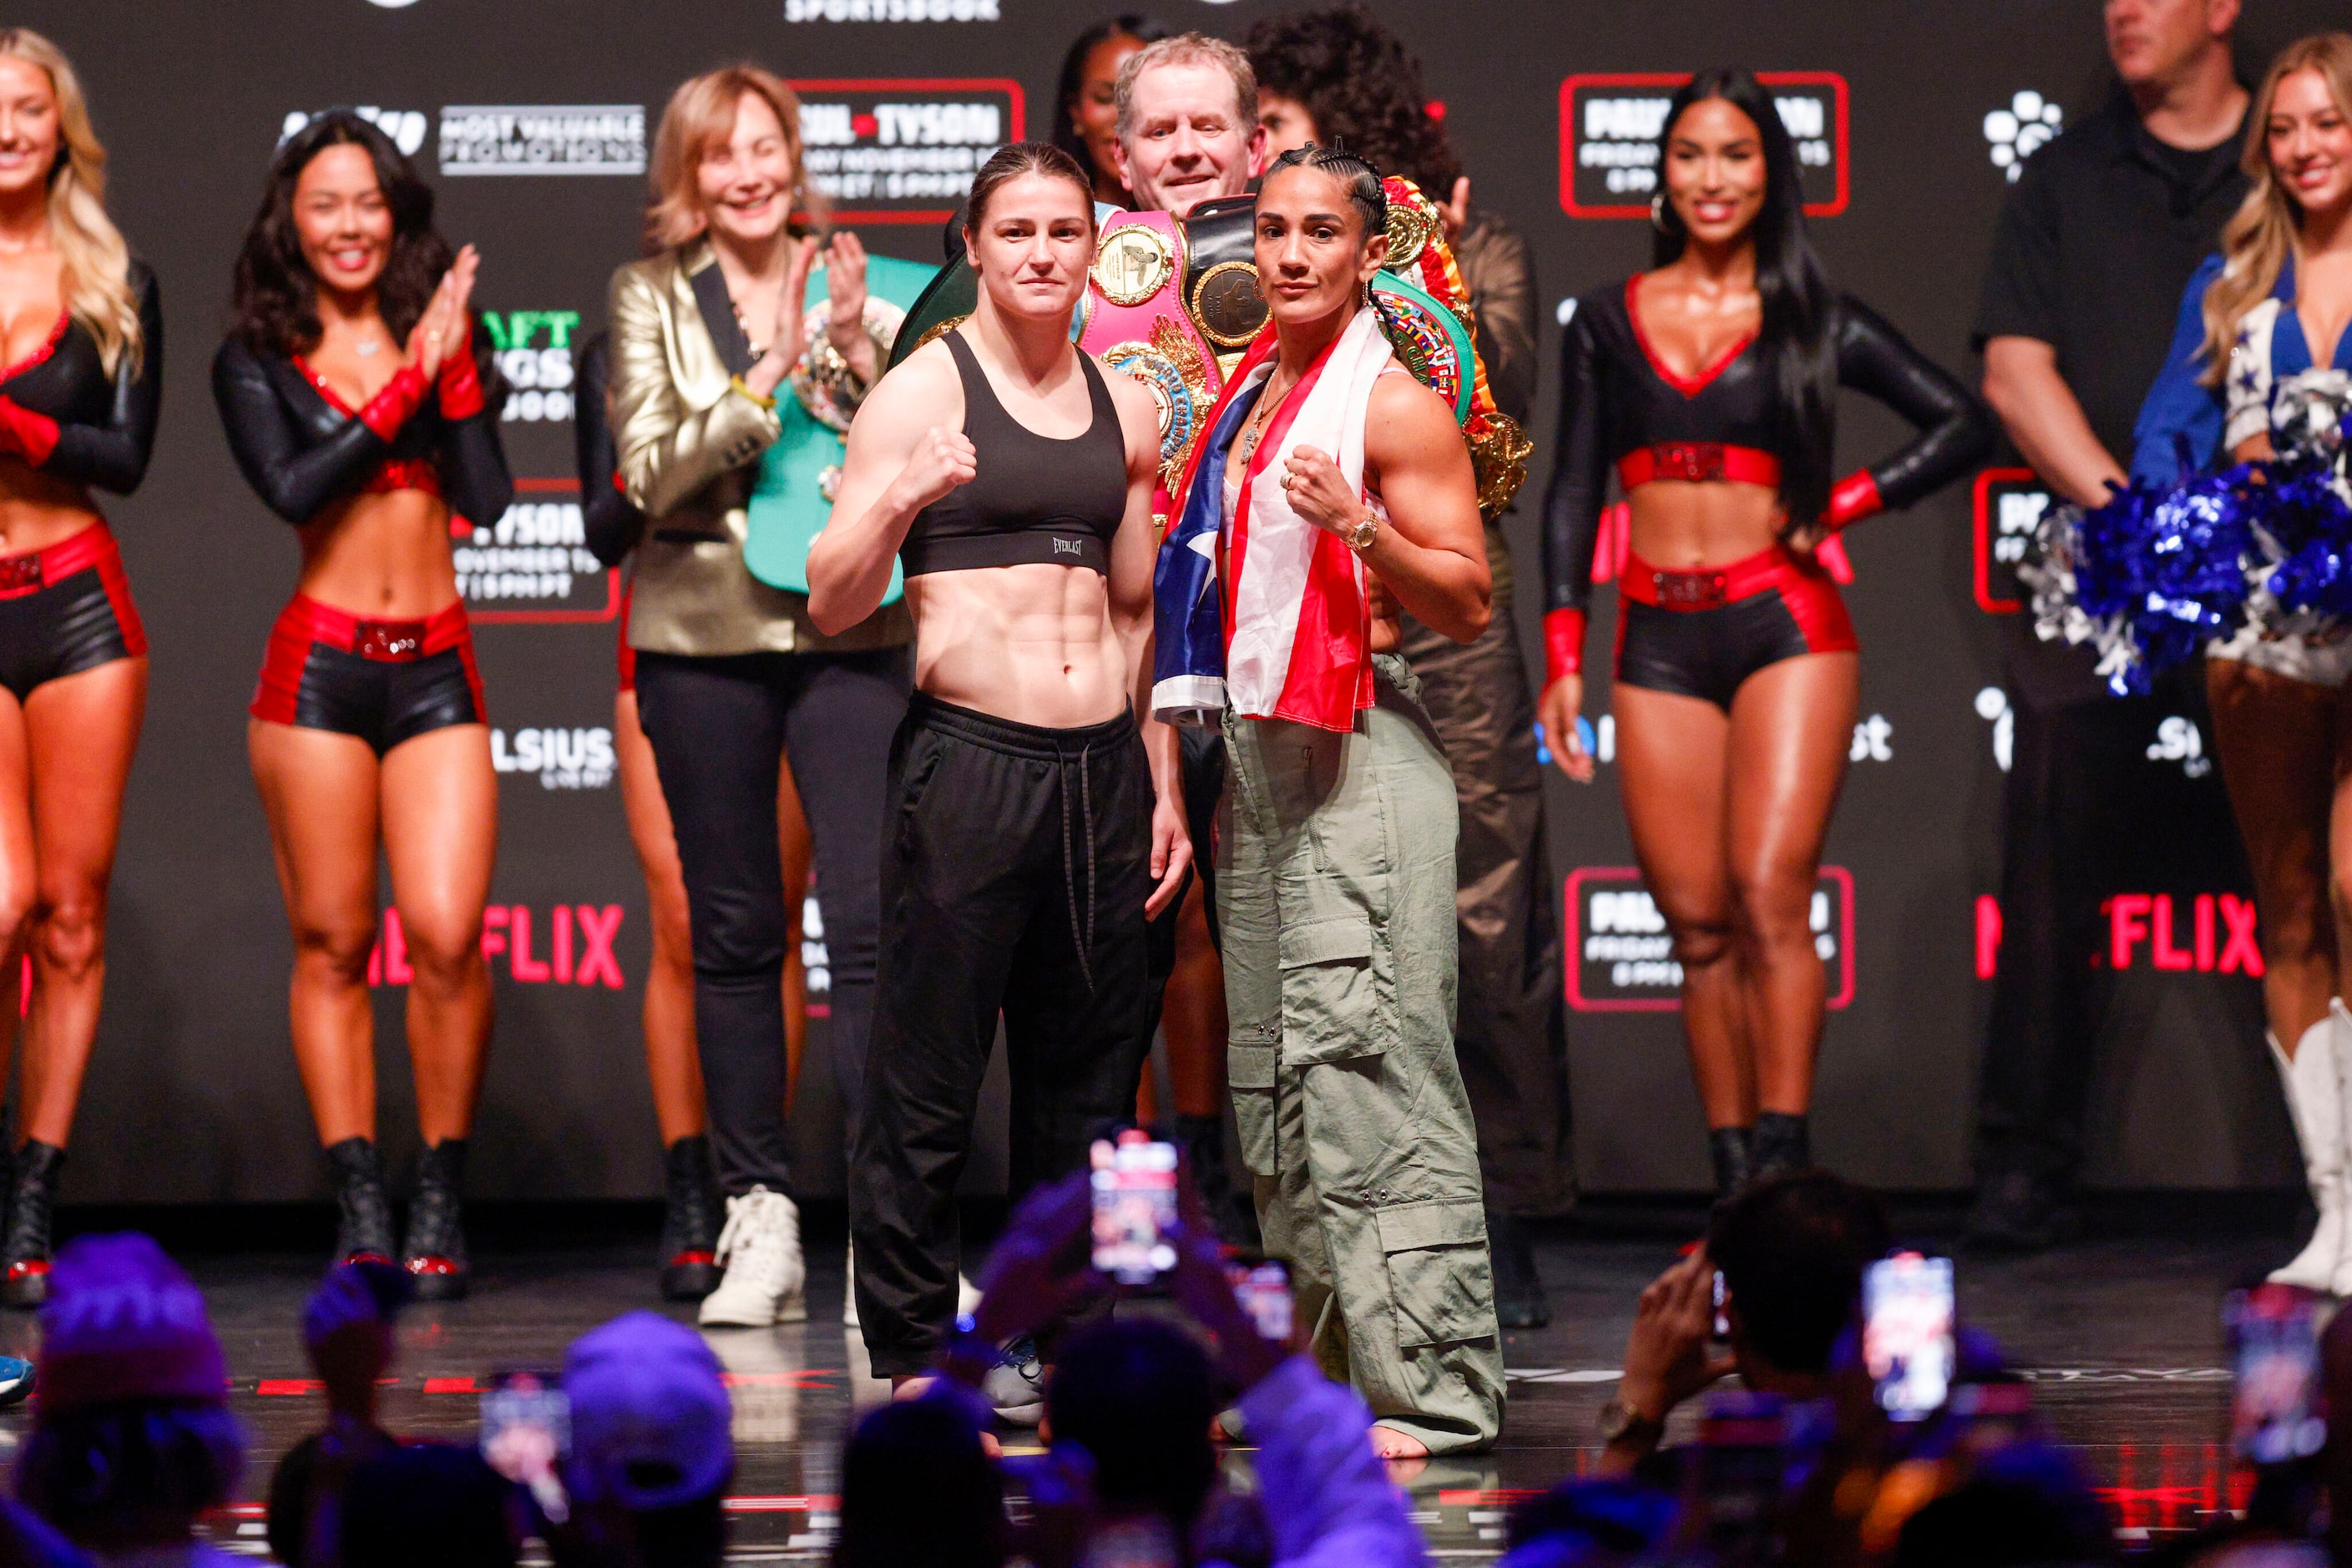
<box><xmin>1151</xmin><ymin>304</ymin><xmax>1394</xmax><ymax>732</ymax></box>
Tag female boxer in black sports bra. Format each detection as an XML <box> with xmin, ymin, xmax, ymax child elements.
<box><xmin>0</xmin><ymin>32</ymin><xmax>161</xmax><ymax>1304</ymax></box>
<box><xmin>809</xmin><ymin>141</ymin><xmax>1186</xmax><ymax>1386</ymax></box>
<box><xmin>1538</xmin><ymin>71</ymin><xmax>1989</xmax><ymax>1196</ymax></box>
<box><xmin>215</xmin><ymin>110</ymin><xmax>512</xmax><ymax>1294</ymax></box>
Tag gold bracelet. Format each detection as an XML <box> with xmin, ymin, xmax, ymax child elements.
<box><xmin>727</xmin><ymin>375</ymin><xmax>777</xmax><ymax>411</ymax></box>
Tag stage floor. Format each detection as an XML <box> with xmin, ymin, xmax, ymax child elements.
<box><xmin>0</xmin><ymin>1210</ymin><xmax>2294</xmax><ymax>1561</ymax></box>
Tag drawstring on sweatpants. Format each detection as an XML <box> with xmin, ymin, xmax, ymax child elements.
<box><xmin>1055</xmin><ymin>740</ymin><xmax>1099</xmax><ymax>992</ymax></box>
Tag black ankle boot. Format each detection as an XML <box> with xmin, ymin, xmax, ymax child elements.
<box><xmin>660</xmin><ymin>1136</ymin><xmax>721</xmax><ymax>1302</ymax></box>
<box><xmin>327</xmin><ymin>1137</ymin><xmax>395</xmax><ymax>1267</ymax></box>
<box><xmin>1709</xmin><ymin>1127</ymin><xmax>1755</xmax><ymax>1204</ymax></box>
<box><xmin>1</xmin><ymin>1141</ymin><xmax>63</xmax><ymax>1308</ymax></box>
<box><xmin>402</xmin><ymin>1140</ymin><xmax>470</xmax><ymax>1302</ymax></box>
<box><xmin>1753</xmin><ymin>1113</ymin><xmax>1812</xmax><ymax>1182</ymax></box>
<box><xmin>1176</xmin><ymin>1113</ymin><xmax>1259</xmax><ymax>1247</ymax></box>
<box><xmin>1487</xmin><ymin>1208</ymin><xmax>1550</xmax><ymax>1329</ymax></box>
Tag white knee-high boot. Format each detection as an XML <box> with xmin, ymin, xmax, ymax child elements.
<box><xmin>2326</xmin><ymin>1000</ymin><xmax>2352</xmax><ymax>1297</ymax></box>
<box><xmin>2272</xmin><ymin>1013</ymin><xmax>2344</xmax><ymax>1291</ymax></box>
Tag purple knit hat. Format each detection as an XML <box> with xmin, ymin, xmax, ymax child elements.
<box><xmin>38</xmin><ymin>1233</ymin><xmax>227</xmax><ymax>1416</ymax></box>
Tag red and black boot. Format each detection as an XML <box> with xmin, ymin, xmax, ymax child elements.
<box><xmin>327</xmin><ymin>1136</ymin><xmax>395</xmax><ymax>1267</ymax></box>
<box><xmin>1</xmin><ymin>1141</ymin><xmax>63</xmax><ymax>1308</ymax></box>
<box><xmin>660</xmin><ymin>1135</ymin><xmax>722</xmax><ymax>1302</ymax></box>
<box><xmin>402</xmin><ymin>1139</ymin><xmax>471</xmax><ymax>1302</ymax></box>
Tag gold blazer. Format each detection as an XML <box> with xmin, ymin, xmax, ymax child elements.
<box><xmin>608</xmin><ymin>240</ymin><xmax>911</xmax><ymax>656</ymax></box>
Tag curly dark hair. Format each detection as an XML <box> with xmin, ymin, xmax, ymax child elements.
<box><xmin>1245</xmin><ymin>5</ymin><xmax>1462</xmax><ymax>201</ymax></box>
<box><xmin>229</xmin><ymin>110</ymin><xmax>468</xmax><ymax>362</ymax></box>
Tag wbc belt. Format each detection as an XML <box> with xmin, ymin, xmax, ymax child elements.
<box><xmin>1079</xmin><ymin>210</ymin><xmax>1222</xmax><ymax>518</ymax></box>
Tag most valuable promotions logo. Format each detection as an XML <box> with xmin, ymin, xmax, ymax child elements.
<box><xmin>793</xmin><ymin>80</ymin><xmax>1024</xmax><ymax>222</ymax></box>
<box><xmin>787</xmin><ymin>0</ymin><xmax>999</xmax><ymax>18</ymax></box>
<box><xmin>1984</xmin><ymin>91</ymin><xmax>2062</xmax><ymax>181</ymax></box>
<box><xmin>1565</xmin><ymin>867</ymin><xmax>1856</xmax><ymax>1012</ymax></box>
<box><xmin>281</xmin><ymin>106</ymin><xmax>427</xmax><ymax>157</ymax></box>
<box><xmin>457</xmin><ymin>478</ymin><xmax>620</xmax><ymax>625</ymax></box>
<box><xmin>1560</xmin><ymin>73</ymin><xmax>1848</xmax><ymax>219</ymax></box>
<box><xmin>439</xmin><ymin>106</ymin><xmax>645</xmax><ymax>176</ymax></box>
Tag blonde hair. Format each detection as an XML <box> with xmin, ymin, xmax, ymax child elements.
<box><xmin>2198</xmin><ymin>33</ymin><xmax>2352</xmax><ymax>386</ymax></box>
<box><xmin>0</xmin><ymin>30</ymin><xmax>139</xmax><ymax>375</ymax></box>
<box><xmin>1113</xmin><ymin>33</ymin><xmax>1257</xmax><ymax>142</ymax></box>
<box><xmin>645</xmin><ymin>65</ymin><xmax>827</xmax><ymax>253</ymax></box>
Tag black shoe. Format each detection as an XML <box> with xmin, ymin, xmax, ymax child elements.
<box><xmin>1</xmin><ymin>1142</ymin><xmax>62</xmax><ymax>1308</ymax></box>
<box><xmin>1965</xmin><ymin>1170</ymin><xmax>2077</xmax><ymax>1254</ymax></box>
<box><xmin>660</xmin><ymin>1136</ymin><xmax>722</xmax><ymax>1302</ymax></box>
<box><xmin>1176</xmin><ymin>1113</ymin><xmax>1260</xmax><ymax>1247</ymax></box>
<box><xmin>327</xmin><ymin>1137</ymin><xmax>396</xmax><ymax>1268</ymax></box>
<box><xmin>1709</xmin><ymin>1127</ymin><xmax>1755</xmax><ymax>1204</ymax></box>
<box><xmin>1753</xmin><ymin>1113</ymin><xmax>1811</xmax><ymax>1182</ymax></box>
<box><xmin>402</xmin><ymin>1140</ymin><xmax>471</xmax><ymax>1301</ymax></box>
<box><xmin>1488</xmin><ymin>1209</ymin><xmax>1550</xmax><ymax>1329</ymax></box>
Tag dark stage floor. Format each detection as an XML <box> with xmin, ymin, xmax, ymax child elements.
<box><xmin>0</xmin><ymin>1204</ymin><xmax>2301</xmax><ymax>1561</ymax></box>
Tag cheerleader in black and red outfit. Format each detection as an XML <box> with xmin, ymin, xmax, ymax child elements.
<box><xmin>214</xmin><ymin>111</ymin><xmax>511</xmax><ymax>1294</ymax></box>
<box><xmin>1538</xmin><ymin>71</ymin><xmax>1990</xmax><ymax>1197</ymax></box>
<box><xmin>0</xmin><ymin>32</ymin><xmax>160</xmax><ymax>1305</ymax></box>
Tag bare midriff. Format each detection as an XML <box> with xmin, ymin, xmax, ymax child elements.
<box><xmin>1626</xmin><ymin>478</ymin><xmax>1785</xmax><ymax>569</ymax></box>
<box><xmin>0</xmin><ymin>464</ymin><xmax>105</xmax><ymax>557</ymax></box>
<box><xmin>908</xmin><ymin>560</ymin><xmax>1129</xmax><ymax>728</ymax></box>
<box><xmin>292</xmin><ymin>489</ymin><xmax>461</xmax><ymax>618</ymax></box>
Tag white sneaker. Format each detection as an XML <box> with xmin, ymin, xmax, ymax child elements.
<box><xmin>699</xmin><ymin>1187</ymin><xmax>808</xmax><ymax>1327</ymax></box>
<box><xmin>842</xmin><ymin>1237</ymin><xmax>981</xmax><ymax>1327</ymax></box>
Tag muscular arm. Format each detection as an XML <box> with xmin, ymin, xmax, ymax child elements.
<box><xmin>1103</xmin><ymin>370</ymin><xmax>1191</xmax><ymax>916</ymax></box>
<box><xmin>1349</xmin><ymin>372</ymin><xmax>1490</xmax><ymax>643</ymax></box>
<box><xmin>806</xmin><ymin>343</ymin><xmax>965</xmax><ymax>635</ymax></box>
<box><xmin>1981</xmin><ymin>336</ymin><xmax>2127</xmax><ymax>508</ymax></box>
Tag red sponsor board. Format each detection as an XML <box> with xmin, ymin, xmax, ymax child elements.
<box><xmin>791</xmin><ymin>78</ymin><xmax>1024</xmax><ymax>224</ymax></box>
<box><xmin>1560</xmin><ymin>72</ymin><xmax>1849</xmax><ymax>219</ymax></box>
<box><xmin>1972</xmin><ymin>467</ymin><xmax>2046</xmax><ymax>615</ymax></box>
<box><xmin>1566</xmin><ymin>866</ymin><xmax>1855</xmax><ymax>1012</ymax></box>
<box><xmin>462</xmin><ymin>478</ymin><xmax>621</xmax><ymax>625</ymax></box>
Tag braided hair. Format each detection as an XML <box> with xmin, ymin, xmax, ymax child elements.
<box><xmin>1264</xmin><ymin>142</ymin><xmax>1399</xmax><ymax>336</ymax></box>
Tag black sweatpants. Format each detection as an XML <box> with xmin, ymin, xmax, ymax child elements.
<box><xmin>852</xmin><ymin>695</ymin><xmax>1154</xmax><ymax>1377</ymax></box>
<box><xmin>635</xmin><ymin>647</ymin><xmax>910</xmax><ymax>1197</ymax></box>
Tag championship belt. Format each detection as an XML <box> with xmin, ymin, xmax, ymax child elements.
<box><xmin>744</xmin><ymin>251</ymin><xmax>935</xmax><ymax>599</ymax></box>
<box><xmin>1080</xmin><ymin>210</ymin><xmax>1223</xmax><ymax>518</ymax></box>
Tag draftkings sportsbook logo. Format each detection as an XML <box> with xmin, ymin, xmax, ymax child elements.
<box><xmin>1560</xmin><ymin>72</ymin><xmax>1848</xmax><ymax>218</ymax></box>
<box><xmin>786</xmin><ymin>0</ymin><xmax>999</xmax><ymax>20</ymax></box>
<box><xmin>439</xmin><ymin>106</ymin><xmax>645</xmax><ymax>176</ymax></box>
<box><xmin>794</xmin><ymin>80</ymin><xmax>1022</xmax><ymax>220</ymax></box>
<box><xmin>483</xmin><ymin>310</ymin><xmax>578</xmax><ymax>424</ymax></box>
<box><xmin>1566</xmin><ymin>867</ymin><xmax>1855</xmax><ymax>1012</ymax></box>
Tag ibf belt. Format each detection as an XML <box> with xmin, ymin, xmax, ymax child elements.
<box><xmin>1080</xmin><ymin>210</ymin><xmax>1222</xmax><ymax>512</ymax></box>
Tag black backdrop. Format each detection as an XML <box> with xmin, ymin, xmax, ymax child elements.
<box><xmin>16</xmin><ymin>0</ymin><xmax>2339</xmax><ymax>1204</ymax></box>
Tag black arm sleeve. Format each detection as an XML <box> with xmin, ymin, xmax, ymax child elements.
<box><xmin>210</xmin><ymin>340</ymin><xmax>392</xmax><ymax>525</ymax></box>
<box><xmin>573</xmin><ymin>335</ymin><xmax>645</xmax><ymax>569</ymax></box>
<box><xmin>1539</xmin><ymin>303</ymin><xmax>1607</xmax><ymax>615</ymax></box>
<box><xmin>1835</xmin><ymin>296</ymin><xmax>1995</xmax><ymax>510</ymax></box>
<box><xmin>42</xmin><ymin>266</ymin><xmax>163</xmax><ymax>494</ymax></box>
<box><xmin>434</xmin><ymin>341</ymin><xmax>513</xmax><ymax>531</ymax></box>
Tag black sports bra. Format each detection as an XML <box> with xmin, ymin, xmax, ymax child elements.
<box><xmin>0</xmin><ymin>260</ymin><xmax>163</xmax><ymax>495</ymax></box>
<box><xmin>900</xmin><ymin>331</ymin><xmax>1127</xmax><ymax>578</ymax></box>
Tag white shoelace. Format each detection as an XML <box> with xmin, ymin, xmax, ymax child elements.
<box><xmin>712</xmin><ymin>1187</ymin><xmax>797</xmax><ymax>1287</ymax></box>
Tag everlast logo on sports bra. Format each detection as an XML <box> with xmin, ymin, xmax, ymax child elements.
<box><xmin>1054</xmin><ymin>538</ymin><xmax>1082</xmax><ymax>557</ymax></box>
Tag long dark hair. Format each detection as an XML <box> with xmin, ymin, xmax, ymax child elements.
<box><xmin>1244</xmin><ymin>4</ymin><xmax>1464</xmax><ymax>203</ymax></box>
<box><xmin>1050</xmin><ymin>14</ymin><xmax>1171</xmax><ymax>176</ymax></box>
<box><xmin>230</xmin><ymin>109</ymin><xmax>457</xmax><ymax>358</ymax></box>
<box><xmin>1651</xmin><ymin>68</ymin><xmax>1838</xmax><ymax>522</ymax></box>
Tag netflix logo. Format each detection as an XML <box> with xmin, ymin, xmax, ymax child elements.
<box><xmin>1973</xmin><ymin>893</ymin><xmax>2263</xmax><ymax>978</ymax></box>
<box><xmin>367</xmin><ymin>903</ymin><xmax>625</xmax><ymax>989</ymax></box>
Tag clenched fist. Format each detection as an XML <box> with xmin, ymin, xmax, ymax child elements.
<box><xmin>893</xmin><ymin>426</ymin><xmax>978</xmax><ymax>513</ymax></box>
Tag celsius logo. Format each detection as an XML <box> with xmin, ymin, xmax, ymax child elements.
<box><xmin>1567</xmin><ymin>866</ymin><xmax>1854</xmax><ymax>1012</ymax></box>
<box><xmin>785</xmin><ymin>0</ymin><xmax>1000</xmax><ymax>20</ymax></box>
<box><xmin>483</xmin><ymin>310</ymin><xmax>579</xmax><ymax>423</ymax></box>
<box><xmin>793</xmin><ymin>79</ymin><xmax>1023</xmax><ymax>220</ymax></box>
<box><xmin>1984</xmin><ymin>91</ymin><xmax>2062</xmax><ymax>181</ymax></box>
<box><xmin>368</xmin><ymin>904</ymin><xmax>626</xmax><ymax>989</ymax></box>
<box><xmin>281</xmin><ymin>107</ymin><xmax>426</xmax><ymax>157</ymax></box>
<box><xmin>492</xmin><ymin>727</ymin><xmax>615</xmax><ymax>790</ymax></box>
<box><xmin>1972</xmin><ymin>467</ymin><xmax>2045</xmax><ymax>613</ymax></box>
<box><xmin>439</xmin><ymin>106</ymin><xmax>645</xmax><ymax>176</ymax></box>
<box><xmin>1560</xmin><ymin>72</ymin><xmax>1847</xmax><ymax>218</ymax></box>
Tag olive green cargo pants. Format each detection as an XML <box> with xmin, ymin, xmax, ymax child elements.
<box><xmin>1218</xmin><ymin>655</ymin><xmax>1505</xmax><ymax>1454</ymax></box>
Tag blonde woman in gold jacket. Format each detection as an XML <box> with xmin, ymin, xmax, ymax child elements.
<box><xmin>609</xmin><ymin>64</ymin><xmax>910</xmax><ymax>1328</ymax></box>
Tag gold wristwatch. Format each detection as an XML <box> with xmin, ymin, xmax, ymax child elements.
<box><xmin>1346</xmin><ymin>510</ymin><xmax>1379</xmax><ymax>553</ymax></box>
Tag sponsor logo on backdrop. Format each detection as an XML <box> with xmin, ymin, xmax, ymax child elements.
<box><xmin>1972</xmin><ymin>893</ymin><xmax>2261</xmax><ymax>979</ymax></box>
<box><xmin>1984</xmin><ymin>91</ymin><xmax>2062</xmax><ymax>181</ymax></box>
<box><xmin>368</xmin><ymin>904</ymin><xmax>625</xmax><ymax>989</ymax></box>
<box><xmin>1973</xmin><ymin>686</ymin><xmax>2211</xmax><ymax>779</ymax></box>
<box><xmin>792</xmin><ymin>80</ymin><xmax>1022</xmax><ymax>221</ymax></box>
<box><xmin>1566</xmin><ymin>867</ymin><xmax>1855</xmax><ymax>1011</ymax></box>
<box><xmin>483</xmin><ymin>310</ymin><xmax>578</xmax><ymax>424</ymax></box>
<box><xmin>493</xmin><ymin>726</ymin><xmax>615</xmax><ymax>790</ymax></box>
<box><xmin>458</xmin><ymin>479</ymin><xmax>620</xmax><ymax>625</ymax></box>
<box><xmin>1535</xmin><ymin>711</ymin><xmax>1894</xmax><ymax>768</ymax></box>
<box><xmin>1560</xmin><ymin>73</ymin><xmax>1848</xmax><ymax>218</ymax></box>
<box><xmin>1973</xmin><ymin>467</ymin><xmax>2044</xmax><ymax>612</ymax></box>
<box><xmin>802</xmin><ymin>894</ymin><xmax>830</xmax><ymax>1000</ymax></box>
<box><xmin>786</xmin><ymin>0</ymin><xmax>999</xmax><ymax>18</ymax></box>
<box><xmin>281</xmin><ymin>107</ymin><xmax>427</xmax><ymax>156</ymax></box>
<box><xmin>1975</xmin><ymin>686</ymin><xmax>2014</xmax><ymax>772</ymax></box>
<box><xmin>439</xmin><ymin>106</ymin><xmax>645</xmax><ymax>176</ymax></box>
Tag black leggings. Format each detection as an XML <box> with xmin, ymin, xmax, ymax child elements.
<box><xmin>635</xmin><ymin>647</ymin><xmax>910</xmax><ymax>1196</ymax></box>
<box><xmin>852</xmin><ymin>694</ymin><xmax>1155</xmax><ymax>1376</ymax></box>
